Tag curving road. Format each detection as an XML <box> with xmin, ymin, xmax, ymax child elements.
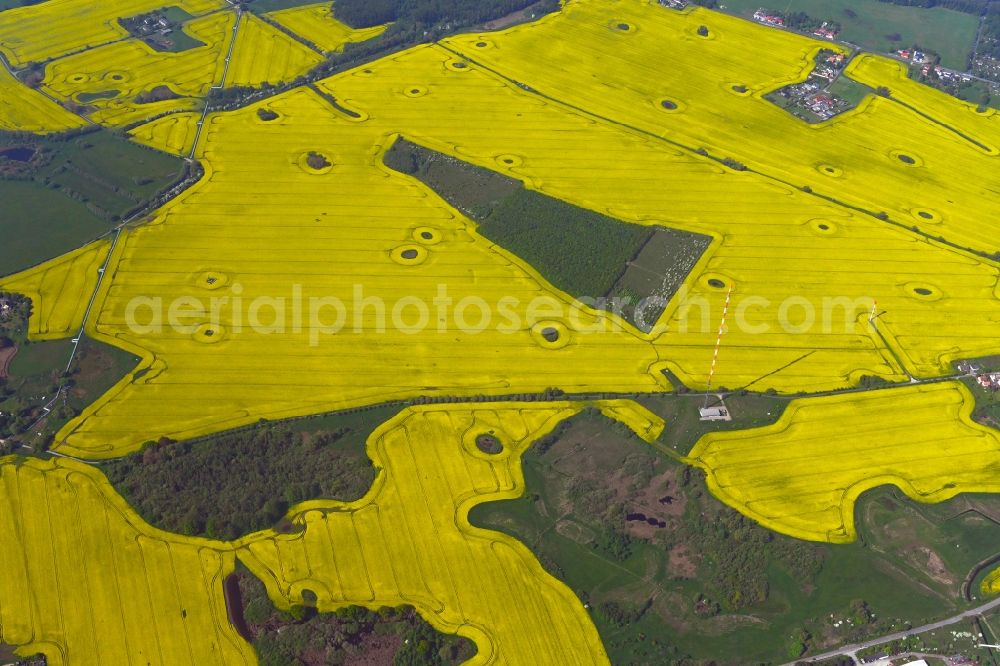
<box><xmin>785</xmin><ymin>594</ymin><xmax>1000</xmax><ymax>665</ymax></box>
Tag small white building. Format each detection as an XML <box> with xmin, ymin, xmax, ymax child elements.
<box><xmin>699</xmin><ymin>406</ymin><xmax>731</xmax><ymax>422</ymax></box>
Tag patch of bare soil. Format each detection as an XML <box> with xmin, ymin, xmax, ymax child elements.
<box><xmin>0</xmin><ymin>345</ymin><xmax>16</xmax><ymax>379</ymax></box>
<box><xmin>698</xmin><ymin>612</ymin><xmax>768</xmax><ymax>635</ymax></box>
<box><xmin>482</xmin><ymin>4</ymin><xmax>537</xmax><ymax>30</ymax></box>
<box><xmin>667</xmin><ymin>544</ymin><xmax>698</xmax><ymax>579</ymax></box>
<box><xmin>917</xmin><ymin>546</ymin><xmax>956</xmax><ymax>587</ymax></box>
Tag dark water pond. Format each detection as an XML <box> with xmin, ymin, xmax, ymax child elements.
<box><xmin>0</xmin><ymin>146</ymin><xmax>35</xmax><ymax>162</ymax></box>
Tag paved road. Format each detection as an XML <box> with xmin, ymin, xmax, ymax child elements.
<box><xmin>63</xmin><ymin>226</ymin><xmax>124</xmax><ymax>372</ymax></box>
<box><xmin>189</xmin><ymin>4</ymin><xmax>243</xmax><ymax>159</ymax></box>
<box><xmin>786</xmin><ymin>595</ymin><xmax>1000</xmax><ymax>665</ymax></box>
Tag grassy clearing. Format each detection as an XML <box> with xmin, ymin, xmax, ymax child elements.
<box><xmin>717</xmin><ymin>0</ymin><xmax>979</xmax><ymax>69</ymax></box>
<box><xmin>609</xmin><ymin>227</ymin><xmax>711</xmax><ymax>331</ymax></box>
<box><xmin>104</xmin><ymin>405</ymin><xmax>398</xmax><ymax>540</ymax></box>
<box><xmin>471</xmin><ymin>407</ymin><xmax>992</xmax><ymax>664</ymax></box>
<box><xmin>967</xmin><ymin>376</ymin><xmax>1000</xmax><ymax>431</ymax></box>
<box><xmin>638</xmin><ymin>391</ymin><xmax>786</xmax><ymax>456</ymax></box>
<box><xmin>65</xmin><ymin>336</ymin><xmax>139</xmax><ymax>414</ymax></box>
<box><xmin>0</xmin><ymin>329</ymin><xmax>139</xmax><ymax>447</ymax></box>
<box><xmin>828</xmin><ymin>73</ymin><xmax>873</xmax><ymax>105</ymax></box>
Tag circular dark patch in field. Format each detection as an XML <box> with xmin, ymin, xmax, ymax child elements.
<box><xmin>452</xmin><ymin>61</ymin><xmax>467</xmax><ymax>68</ymax></box>
<box><xmin>111</xmin><ymin>74</ymin><xmax>124</xmax><ymax>81</ymax></box>
<box><xmin>918</xmin><ymin>210</ymin><xmax>933</xmax><ymax>219</ymax></box>
<box><xmin>617</xmin><ymin>22</ymin><xmax>630</xmax><ymax>30</ymax></box>
<box><xmin>661</xmin><ymin>99</ymin><xmax>678</xmax><ymax>110</ymax></box>
<box><xmin>256</xmin><ymin>108</ymin><xmax>279</xmax><ymax>121</ymax></box>
<box><xmin>541</xmin><ymin>326</ymin><xmax>560</xmax><ymax>343</ymax></box>
<box><xmin>363</xmin><ymin>69</ymin><xmax>373</xmax><ymax>73</ymax></box>
<box><xmin>914</xmin><ymin>287</ymin><xmax>933</xmax><ymax>296</ymax></box>
<box><xmin>306</xmin><ymin>152</ymin><xmax>331</xmax><ymax>170</ymax></box>
<box><xmin>502</xmin><ymin>158</ymin><xmax>514</xmax><ymax>164</ymax></box>
<box><xmin>401</xmin><ymin>249</ymin><xmax>419</xmax><ymax>259</ymax></box>
<box><xmin>410</xmin><ymin>88</ymin><xmax>421</xmax><ymax>95</ymax></box>
<box><xmin>697</xmin><ymin>25</ymin><xmax>710</xmax><ymax>37</ymax></box>
<box><xmin>476</xmin><ymin>41</ymin><xmax>488</xmax><ymax>47</ymax></box>
<box><xmin>0</xmin><ymin>146</ymin><xmax>36</xmax><ymax>162</ymax></box>
<box><xmin>707</xmin><ymin>278</ymin><xmax>726</xmax><ymax>289</ymax></box>
<box><xmin>897</xmin><ymin>154</ymin><xmax>915</xmax><ymax>164</ymax></box>
<box><xmin>475</xmin><ymin>434</ymin><xmax>503</xmax><ymax>454</ymax></box>
<box><xmin>420</xmin><ymin>231</ymin><xmax>434</xmax><ymax>240</ymax></box>
<box><xmin>818</xmin><ymin>223</ymin><xmax>830</xmax><ymax>230</ymax></box>
<box><xmin>732</xmin><ymin>84</ymin><xmax>748</xmax><ymax>93</ymax></box>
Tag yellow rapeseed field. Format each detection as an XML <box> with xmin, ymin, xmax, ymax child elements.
<box><xmin>0</xmin><ymin>241</ymin><xmax>109</xmax><ymax>341</ymax></box>
<box><xmin>23</xmin><ymin>40</ymin><xmax>995</xmax><ymax>457</ymax></box>
<box><xmin>225</xmin><ymin>13</ymin><xmax>323</xmax><ymax>88</ymax></box>
<box><xmin>318</xmin><ymin>45</ymin><xmax>1000</xmax><ymax>389</ymax></box>
<box><xmin>0</xmin><ymin>66</ymin><xmax>85</xmax><ymax>133</ymax></box>
<box><xmin>846</xmin><ymin>53</ymin><xmax>1000</xmax><ymax>155</ymax></box>
<box><xmin>443</xmin><ymin>0</ymin><xmax>1000</xmax><ymax>257</ymax></box>
<box><xmin>0</xmin><ymin>400</ymin><xmax>656</xmax><ymax>663</ymax></box>
<box><xmin>238</xmin><ymin>402</ymin><xmax>629</xmax><ymax>665</ymax></box>
<box><xmin>266</xmin><ymin>3</ymin><xmax>387</xmax><ymax>53</ymax></box>
<box><xmin>128</xmin><ymin>111</ymin><xmax>202</xmax><ymax>156</ymax></box>
<box><xmin>686</xmin><ymin>382</ymin><xmax>1000</xmax><ymax>543</ymax></box>
<box><xmin>0</xmin><ymin>0</ymin><xmax>225</xmax><ymax>67</ymax></box>
<box><xmin>983</xmin><ymin>567</ymin><xmax>1000</xmax><ymax>596</ymax></box>
<box><xmin>0</xmin><ymin>456</ymin><xmax>255</xmax><ymax>665</ymax></box>
<box><xmin>42</xmin><ymin>10</ymin><xmax>235</xmax><ymax>126</ymax></box>
<box><xmin>50</xmin><ymin>83</ymin><xmax>669</xmax><ymax>458</ymax></box>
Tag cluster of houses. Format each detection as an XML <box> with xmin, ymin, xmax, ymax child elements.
<box><xmin>895</xmin><ymin>48</ymin><xmax>974</xmax><ymax>83</ymax></box>
<box><xmin>896</xmin><ymin>48</ymin><xmax>930</xmax><ymax>64</ymax></box>
<box><xmin>657</xmin><ymin>0</ymin><xmax>688</xmax><ymax>9</ymax></box>
<box><xmin>813</xmin><ymin>53</ymin><xmax>846</xmax><ymax>81</ymax></box>
<box><xmin>977</xmin><ymin>373</ymin><xmax>1000</xmax><ymax>391</ymax></box>
<box><xmin>752</xmin><ymin>9</ymin><xmax>785</xmax><ymax>27</ymax></box>
<box><xmin>773</xmin><ymin>79</ymin><xmax>852</xmax><ymax>121</ymax></box>
<box><xmin>812</xmin><ymin>21</ymin><xmax>839</xmax><ymax>40</ymax></box>
<box><xmin>926</xmin><ymin>64</ymin><xmax>973</xmax><ymax>83</ymax></box>
<box><xmin>959</xmin><ymin>361</ymin><xmax>1000</xmax><ymax>391</ymax></box>
<box><xmin>126</xmin><ymin>12</ymin><xmax>175</xmax><ymax>38</ymax></box>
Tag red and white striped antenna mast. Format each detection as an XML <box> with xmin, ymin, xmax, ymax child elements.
<box><xmin>704</xmin><ymin>283</ymin><xmax>734</xmax><ymax>408</ymax></box>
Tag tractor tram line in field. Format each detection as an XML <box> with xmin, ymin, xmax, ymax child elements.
<box><xmin>440</xmin><ymin>41</ymin><xmax>1000</xmax><ymax>267</ymax></box>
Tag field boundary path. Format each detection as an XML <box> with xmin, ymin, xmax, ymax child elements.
<box><xmin>190</xmin><ymin>2</ymin><xmax>243</xmax><ymax>159</ymax></box>
<box><xmin>786</xmin><ymin>595</ymin><xmax>1000</xmax><ymax>665</ymax></box>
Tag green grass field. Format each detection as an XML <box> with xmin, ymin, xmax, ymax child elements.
<box><xmin>0</xmin><ymin>129</ymin><xmax>187</xmax><ymax>274</ymax></box>
<box><xmin>717</xmin><ymin>0</ymin><xmax>980</xmax><ymax>69</ymax></box>
<box><xmin>828</xmin><ymin>73</ymin><xmax>873</xmax><ymax>105</ymax></box>
<box><xmin>0</xmin><ymin>180</ymin><xmax>109</xmax><ymax>274</ymax></box>
<box><xmin>245</xmin><ymin>0</ymin><xmax>323</xmax><ymax>13</ymax></box>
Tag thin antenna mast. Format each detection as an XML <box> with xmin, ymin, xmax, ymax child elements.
<box><xmin>704</xmin><ymin>284</ymin><xmax>734</xmax><ymax>408</ymax></box>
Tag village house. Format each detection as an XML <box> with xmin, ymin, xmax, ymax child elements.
<box><xmin>752</xmin><ymin>9</ymin><xmax>785</xmax><ymax>27</ymax></box>
<box><xmin>978</xmin><ymin>373</ymin><xmax>1000</xmax><ymax>390</ymax></box>
<box><xmin>812</xmin><ymin>22</ymin><xmax>838</xmax><ymax>39</ymax></box>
